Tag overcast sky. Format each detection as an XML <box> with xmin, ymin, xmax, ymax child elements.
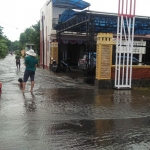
<box><xmin>0</xmin><ymin>0</ymin><xmax>149</xmax><ymax>41</ymax></box>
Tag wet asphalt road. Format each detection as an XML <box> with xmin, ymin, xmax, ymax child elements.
<box><xmin>1</xmin><ymin>55</ymin><xmax>150</xmax><ymax>150</ymax></box>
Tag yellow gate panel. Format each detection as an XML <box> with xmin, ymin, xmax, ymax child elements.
<box><xmin>50</xmin><ymin>42</ymin><xmax>58</xmax><ymax>64</ymax></box>
<box><xmin>96</xmin><ymin>33</ymin><xmax>113</xmax><ymax>80</ymax></box>
<box><xmin>97</xmin><ymin>33</ymin><xmax>115</xmax><ymax>45</ymax></box>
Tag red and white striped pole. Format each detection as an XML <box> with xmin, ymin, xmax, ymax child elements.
<box><xmin>115</xmin><ymin>0</ymin><xmax>136</xmax><ymax>89</ymax></box>
<box><xmin>118</xmin><ymin>0</ymin><xmax>136</xmax><ymax>17</ymax></box>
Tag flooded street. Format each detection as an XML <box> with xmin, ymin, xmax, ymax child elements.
<box><xmin>1</xmin><ymin>55</ymin><xmax>150</xmax><ymax>150</ymax></box>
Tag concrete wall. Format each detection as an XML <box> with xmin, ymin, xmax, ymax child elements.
<box><xmin>111</xmin><ymin>66</ymin><xmax>150</xmax><ymax>79</ymax></box>
<box><xmin>95</xmin><ymin>66</ymin><xmax>150</xmax><ymax>89</ymax></box>
<box><xmin>40</xmin><ymin>1</ymin><xmax>66</xmax><ymax>69</ymax></box>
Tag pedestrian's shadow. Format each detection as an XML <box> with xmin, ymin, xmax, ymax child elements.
<box><xmin>23</xmin><ymin>92</ymin><xmax>36</xmax><ymax>112</ymax></box>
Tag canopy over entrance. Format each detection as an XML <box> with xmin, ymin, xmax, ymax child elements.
<box><xmin>52</xmin><ymin>0</ymin><xmax>90</xmax><ymax>10</ymax></box>
<box><xmin>58</xmin><ymin>9</ymin><xmax>77</xmax><ymax>23</ymax></box>
<box><xmin>55</xmin><ymin>8</ymin><xmax>150</xmax><ymax>79</ymax></box>
<box><xmin>56</xmin><ymin>10</ymin><xmax>150</xmax><ymax>35</ymax></box>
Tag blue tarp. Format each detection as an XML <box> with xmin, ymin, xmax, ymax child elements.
<box><xmin>52</xmin><ymin>0</ymin><xmax>90</xmax><ymax>10</ymax></box>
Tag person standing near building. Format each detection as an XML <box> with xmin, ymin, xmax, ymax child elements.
<box><xmin>15</xmin><ymin>53</ymin><xmax>21</xmax><ymax>70</ymax></box>
<box><xmin>22</xmin><ymin>49</ymin><xmax>38</xmax><ymax>93</ymax></box>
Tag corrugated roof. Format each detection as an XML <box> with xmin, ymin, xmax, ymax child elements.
<box><xmin>52</xmin><ymin>0</ymin><xmax>90</xmax><ymax>10</ymax></box>
<box><xmin>58</xmin><ymin>9</ymin><xmax>77</xmax><ymax>23</ymax></box>
<box><xmin>56</xmin><ymin>10</ymin><xmax>150</xmax><ymax>35</ymax></box>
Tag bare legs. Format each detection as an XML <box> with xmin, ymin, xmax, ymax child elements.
<box><xmin>22</xmin><ymin>82</ymin><xmax>26</xmax><ymax>93</ymax></box>
<box><xmin>30</xmin><ymin>81</ymin><xmax>34</xmax><ymax>92</ymax></box>
<box><xmin>16</xmin><ymin>63</ymin><xmax>20</xmax><ymax>70</ymax></box>
<box><xmin>22</xmin><ymin>81</ymin><xmax>34</xmax><ymax>93</ymax></box>
<box><xmin>22</xmin><ymin>70</ymin><xmax>35</xmax><ymax>93</ymax></box>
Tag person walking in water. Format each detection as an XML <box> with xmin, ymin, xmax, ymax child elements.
<box><xmin>15</xmin><ymin>53</ymin><xmax>21</xmax><ymax>70</ymax></box>
<box><xmin>22</xmin><ymin>49</ymin><xmax>38</xmax><ymax>93</ymax></box>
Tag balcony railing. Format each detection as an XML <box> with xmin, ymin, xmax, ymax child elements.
<box><xmin>52</xmin><ymin>18</ymin><xmax>58</xmax><ymax>29</ymax></box>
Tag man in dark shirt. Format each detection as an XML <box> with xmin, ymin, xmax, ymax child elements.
<box><xmin>15</xmin><ymin>54</ymin><xmax>21</xmax><ymax>69</ymax></box>
<box><xmin>22</xmin><ymin>49</ymin><xmax>38</xmax><ymax>93</ymax></box>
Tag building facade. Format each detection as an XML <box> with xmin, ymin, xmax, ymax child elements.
<box><xmin>40</xmin><ymin>1</ymin><xmax>67</xmax><ymax>69</ymax></box>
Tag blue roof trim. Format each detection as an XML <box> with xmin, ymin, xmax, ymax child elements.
<box><xmin>52</xmin><ymin>0</ymin><xmax>90</xmax><ymax>10</ymax></box>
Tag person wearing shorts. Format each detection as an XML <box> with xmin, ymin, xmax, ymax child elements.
<box><xmin>15</xmin><ymin>54</ymin><xmax>21</xmax><ymax>69</ymax></box>
<box><xmin>22</xmin><ymin>49</ymin><xmax>38</xmax><ymax>93</ymax></box>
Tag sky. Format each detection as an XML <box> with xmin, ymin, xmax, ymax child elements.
<box><xmin>0</xmin><ymin>0</ymin><xmax>150</xmax><ymax>42</ymax></box>
<box><xmin>0</xmin><ymin>0</ymin><xmax>45</xmax><ymax>42</ymax></box>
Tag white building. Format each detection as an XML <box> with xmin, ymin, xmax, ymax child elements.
<box><xmin>40</xmin><ymin>0</ymin><xmax>90</xmax><ymax>69</ymax></box>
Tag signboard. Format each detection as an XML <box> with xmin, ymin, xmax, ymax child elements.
<box><xmin>132</xmin><ymin>41</ymin><xmax>146</xmax><ymax>54</ymax></box>
<box><xmin>113</xmin><ymin>39</ymin><xmax>146</xmax><ymax>54</ymax></box>
<box><xmin>100</xmin><ymin>45</ymin><xmax>112</xmax><ymax>79</ymax></box>
<box><xmin>96</xmin><ymin>45</ymin><xmax>112</xmax><ymax>79</ymax></box>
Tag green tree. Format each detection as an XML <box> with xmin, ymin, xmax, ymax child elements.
<box><xmin>24</xmin><ymin>28</ymin><xmax>34</xmax><ymax>42</ymax></box>
<box><xmin>0</xmin><ymin>26</ymin><xmax>3</xmax><ymax>40</ymax></box>
<box><xmin>19</xmin><ymin>33</ymin><xmax>26</xmax><ymax>49</ymax></box>
<box><xmin>3</xmin><ymin>36</ymin><xmax>11</xmax><ymax>51</ymax></box>
<box><xmin>0</xmin><ymin>26</ymin><xmax>9</xmax><ymax>58</ymax></box>
<box><xmin>18</xmin><ymin>21</ymin><xmax>40</xmax><ymax>55</ymax></box>
<box><xmin>0</xmin><ymin>39</ymin><xmax>8</xmax><ymax>58</ymax></box>
<box><xmin>11</xmin><ymin>40</ymin><xmax>19</xmax><ymax>51</ymax></box>
<box><xmin>32</xmin><ymin>21</ymin><xmax>40</xmax><ymax>55</ymax></box>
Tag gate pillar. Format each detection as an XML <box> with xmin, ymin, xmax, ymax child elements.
<box><xmin>95</xmin><ymin>33</ymin><xmax>114</xmax><ymax>88</ymax></box>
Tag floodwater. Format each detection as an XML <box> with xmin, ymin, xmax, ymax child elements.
<box><xmin>0</xmin><ymin>55</ymin><xmax>150</xmax><ymax>150</ymax></box>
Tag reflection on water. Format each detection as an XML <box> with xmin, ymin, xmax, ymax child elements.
<box><xmin>114</xmin><ymin>90</ymin><xmax>132</xmax><ymax>103</ymax></box>
<box><xmin>23</xmin><ymin>93</ymin><xmax>36</xmax><ymax>112</ymax></box>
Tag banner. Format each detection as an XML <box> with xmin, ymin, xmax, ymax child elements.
<box><xmin>63</xmin><ymin>40</ymin><xmax>69</xmax><ymax>44</ymax></box>
<box><xmin>70</xmin><ymin>40</ymin><xmax>76</xmax><ymax>44</ymax></box>
<box><xmin>77</xmin><ymin>41</ymin><xmax>83</xmax><ymax>44</ymax></box>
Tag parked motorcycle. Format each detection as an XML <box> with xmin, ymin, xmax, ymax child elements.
<box><xmin>52</xmin><ymin>60</ymin><xmax>59</xmax><ymax>72</ymax></box>
<box><xmin>60</xmin><ymin>59</ymin><xmax>71</xmax><ymax>72</ymax></box>
<box><xmin>52</xmin><ymin>59</ymin><xmax>71</xmax><ymax>72</ymax></box>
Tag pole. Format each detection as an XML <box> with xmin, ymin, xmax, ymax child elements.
<box><xmin>42</xmin><ymin>12</ymin><xmax>45</xmax><ymax>69</ymax></box>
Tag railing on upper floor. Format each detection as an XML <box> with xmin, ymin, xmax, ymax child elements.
<box><xmin>52</xmin><ymin>18</ymin><xmax>59</xmax><ymax>29</ymax></box>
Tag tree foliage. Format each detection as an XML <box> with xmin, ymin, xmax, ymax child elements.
<box><xmin>0</xmin><ymin>27</ymin><xmax>3</xmax><ymax>40</ymax></box>
<box><xmin>0</xmin><ymin>21</ymin><xmax>40</xmax><ymax>58</ymax></box>
<box><xmin>19</xmin><ymin>21</ymin><xmax>40</xmax><ymax>55</ymax></box>
<box><xmin>31</xmin><ymin>21</ymin><xmax>40</xmax><ymax>55</ymax></box>
<box><xmin>19</xmin><ymin>33</ymin><xmax>26</xmax><ymax>50</ymax></box>
<box><xmin>11</xmin><ymin>40</ymin><xmax>19</xmax><ymax>52</ymax></box>
<box><xmin>0</xmin><ymin>27</ymin><xmax>10</xmax><ymax>58</ymax></box>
